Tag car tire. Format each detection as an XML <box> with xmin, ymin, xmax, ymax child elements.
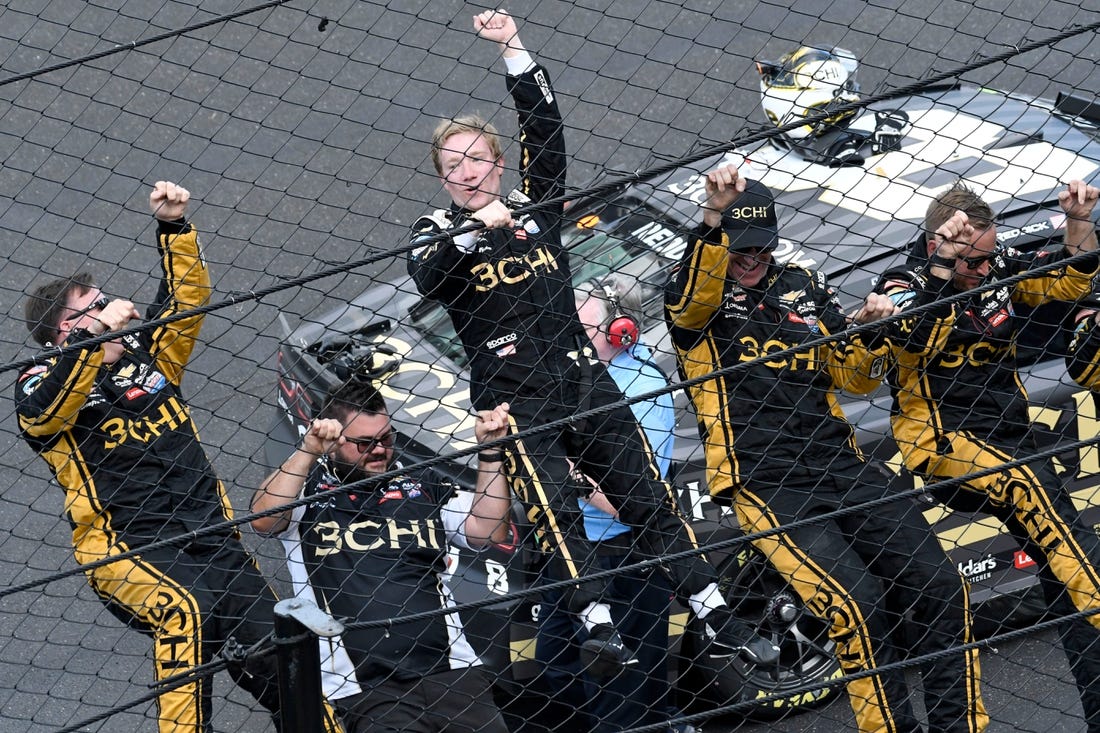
<box><xmin>679</xmin><ymin>545</ymin><xmax>842</xmax><ymax>719</ymax></box>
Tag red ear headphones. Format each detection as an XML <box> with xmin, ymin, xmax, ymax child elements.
<box><xmin>598</xmin><ymin>280</ymin><xmax>640</xmax><ymax>349</ymax></box>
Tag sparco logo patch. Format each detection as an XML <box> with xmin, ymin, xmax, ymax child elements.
<box><xmin>486</xmin><ymin>333</ymin><xmax>518</xmax><ymax>349</ymax></box>
<box><xmin>534</xmin><ymin>69</ymin><xmax>554</xmax><ymax>104</ymax></box>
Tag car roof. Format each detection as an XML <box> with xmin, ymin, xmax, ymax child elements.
<box><xmin>572</xmin><ymin>83</ymin><xmax>1100</xmax><ymax>304</ymax></box>
<box><xmin>281</xmin><ymin>82</ymin><xmax>1100</xmax><ymax>471</ymax></box>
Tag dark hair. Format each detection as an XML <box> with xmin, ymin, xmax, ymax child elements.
<box><xmin>317</xmin><ymin>380</ymin><xmax>388</xmax><ymax>422</ymax></box>
<box><xmin>24</xmin><ymin>272</ymin><xmax>98</xmax><ymax>346</ymax></box>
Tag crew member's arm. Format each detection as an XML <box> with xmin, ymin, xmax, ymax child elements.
<box><xmin>1010</xmin><ymin>180</ymin><xmax>1100</xmax><ymax>305</ymax></box>
<box><xmin>923</xmin><ymin>209</ymin><xmax>974</xmax><ymax>285</ymax></box>
<box><xmin>665</xmin><ymin>164</ymin><xmax>743</xmax><ymax>330</ymax></box>
<box><xmin>408</xmin><ymin>11</ymin><xmax>542</xmax><ymax>299</ymax></box>
<box><xmin>825</xmin><ymin>285</ymin><xmax>896</xmax><ymax>395</ymax></box>
<box><xmin>408</xmin><ymin>212</ymin><xmax>477</xmax><ymax>299</ymax></box>
<box><xmin>1067</xmin><ymin>306</ymin><xmax>1100</xmax><ymax>390</ymax></box>
<box><xmin>476</xmin><ymin>9</ymin><xmax>565</xmax><ymax>208</ymax></box>
<box><xmin>251</xmin><ymin>419</ymin><xmax>343</xmax><ymax>536</ymax></box>
<box><xmin>464</xmin><ymin>402</ymin><xmax>514</xmax><ymax>547</ymax></box>
<box><xmin>16</xmin><ymin>349</ymin><xmax>103</xmax><ymax>438</ymax></box>
<box><xmin>145</xmin><ymin>181</ymin><xmax>212</xmax><ymax>385</ymax></box>
<box><xmin>585</xmin><ymin>488</ymin><xmax>620</xmax><ymax>518</ymax></box>
<box><xmin>1061</xmin><ymin>179</ymin><xmax>1100</xmax><ymax>257</ymax></box>
<box><xmin>16</xmin><ymin>299</ymin><xmax>139</xmax><ymax>438</ymax></box>
<box><xmin>878</xmin><ymin>211</ymin><xmax>970</xmax><ymax>356</ymax></box>
<box><xmin>878</xmin><ymin>273</ymin><xmax>957</xmax><ymax>358</ymax></box>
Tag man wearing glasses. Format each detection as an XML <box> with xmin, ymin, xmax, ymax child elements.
<box><xmin>873</xmin><ymin>179</ymin><xmax>1100</xmax><ymax>730</ymax></box>
<box><xmin>251</xmin><ymin>380</ymin><xmax>513</xmax><ymax>733</ymax></box>
<box><xmin>15</xmin><ymin>182</ymin><xmax>345</xmax><ymax>731</ymax></box>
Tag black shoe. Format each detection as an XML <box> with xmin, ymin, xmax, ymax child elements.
<box><xmin>579</xmin><ymin>623</ymin><xmax>637</xmax><ymax>680</ymax></box>
<box><xmin>702</xmin><ymin>609</ymin><xmax>780</xmax><ymax>665</ymax></box>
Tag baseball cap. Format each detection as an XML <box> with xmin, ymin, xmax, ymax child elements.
<box><xmin>721</xmin><ymin>179</ymin><xmax>779</xmax><ymax>252</ymax></box>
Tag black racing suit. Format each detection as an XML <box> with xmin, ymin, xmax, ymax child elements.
<box><xmin>665</xmin><ymin>222</ymin><xmax>987</xmax><ymax>733</ymax></box>
<box><xmin>877</xmin><ymin>235</ymin><xmax>1100</xmax><ymax>732</ymax></box>
<box><xmin>408</xmin><ymin>62</ymin><xmax>715</xmax><ymax>611</ymax></box>
<box><xmin>277</xmin><ymin>460</ymin><xmax>507</xmax><ymax>733</ymax></box>
<box><xmin>15</xmin><ymin>219</ymin><xmax>340</xmax><ymax>733</ymax></box>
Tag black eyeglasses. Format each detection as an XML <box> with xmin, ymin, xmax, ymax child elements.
<box><xmin>66</xmin><ymin>296</ymin><xmax>109</xmax><ymax>322</ymax></box>
<box><xmin>344</xmin><ymin>431</ymin><xmax>395</xmax><ymax>454</ymax></box>
<box><xmin>960</xmin><ymin>253</ymin><xmax>996</xmax><ymax>270</ymax></box>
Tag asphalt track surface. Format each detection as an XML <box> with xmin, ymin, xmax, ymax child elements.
<box><xmin>1</xmin><ymin>0</ymin><xmax>1099</xmax><ymax>731</ymax></box>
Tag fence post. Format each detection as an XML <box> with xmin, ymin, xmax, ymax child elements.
<box><xmin>273</xmin><ymin>598</ymin><xmax>345</xmax><ymax>733</ymax></box>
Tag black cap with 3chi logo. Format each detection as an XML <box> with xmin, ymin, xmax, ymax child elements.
<box><xmin>721</xmin><ymin>179</ymin><xmax>779</xmax><ymax>252</ymax></box>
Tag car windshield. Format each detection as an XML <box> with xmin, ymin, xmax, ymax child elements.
<box><xmin>407</xmin><ymin>296</ymin><xmax>462</xmax><ymax>364</ymax></box>
<box><xmin>406</xmin><ymin>201</ymin><xmax>677</xmax><ymax>368</ymax></box>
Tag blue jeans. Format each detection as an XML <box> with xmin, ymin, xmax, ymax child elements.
<box><xmin>535</xmin><ymin>544</ymin><xmax>681</xmax><ymax>732</ymax></box>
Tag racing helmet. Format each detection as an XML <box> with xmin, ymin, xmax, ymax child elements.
<box><xmin>758</xmin><ymin>47</ymin><xmax>860</xmax><ymax>139</ymax></box>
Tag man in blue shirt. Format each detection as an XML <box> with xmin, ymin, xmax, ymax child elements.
<box><xmin>535</xmin><ymin>276</ymin><xmax>693</xmax><ymax>733</ymax></box>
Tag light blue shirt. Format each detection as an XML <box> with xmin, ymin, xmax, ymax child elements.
<box><xmin>581</xmin><ymin>342</ymin><xmax>676</xmax><ymax>541</ymax></box>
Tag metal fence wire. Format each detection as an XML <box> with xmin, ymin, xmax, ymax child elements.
<box><xmin>3</xmin><ymin>1</ymin><xmax>1100</xmax><ymax>732</ymax></box>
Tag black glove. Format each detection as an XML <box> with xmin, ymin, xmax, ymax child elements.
<box><xmin>872</xmin><ymin>110</ymin><xmax>909</xmax><ymax>154</ymax></box>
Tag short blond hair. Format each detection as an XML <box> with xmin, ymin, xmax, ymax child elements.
<box><xmin>431</xmin><ymin>115</ymin><xmax>502</xmax><ymax>174</ymax></box>
<box><xmin>924</xmin><ymin>181</ymin><xmax>994</xmax><ymax>236</ymax></box>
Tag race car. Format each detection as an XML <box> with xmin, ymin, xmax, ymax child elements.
<box><xmin>265</xmin><ymin>79</ymin><xmax>1100</xmax><ymax>722</ymax></box>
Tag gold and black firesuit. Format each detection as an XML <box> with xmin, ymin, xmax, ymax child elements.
<box><xmin>877</xmin><ymin>234</ymin><xmax>1100</xmax><ymax>732</ymax></box>
<box><xmin>15</xmin><ymin>219</ymin><xmax>340</xmax><ymax>733</ymax></box>
<box><xmin>1067</xmin><ymin>297</ymin><xmax>1100</xmax><ymax>390</ymax></box>
<box><xmin>666</xmin><ymin>221</ymin><xmax>987</xmax><ymax>733</ymax></box>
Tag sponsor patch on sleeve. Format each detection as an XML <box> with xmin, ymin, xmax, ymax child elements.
<box><xmin>412</xmin><ymin>241</ymin><xmax>439</xmax><ymax>260</ymax></box>
<box><xmin>534</xmin><ymin>69</ymin><xmax>554</xmax><ymax>104</ymax></box>
<box><xmin>887</xmin><ymin>289</ymin><xmax>917</xmax><ymax>309</ymax></box>
<box><xmin>867</xmin><ymin>354</ymin><xmax>887</xmax><ymax>380</ymax></box>
<box><xmin>19</xmin><ymin>365</ymin><xmax>48</xmax><ymax>395</ymax></box>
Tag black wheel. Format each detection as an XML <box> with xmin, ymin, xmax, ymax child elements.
<box><xmin>683</xmin><ymin>545</ymin><xmax>842</xmax><ymax>719</ymax></box>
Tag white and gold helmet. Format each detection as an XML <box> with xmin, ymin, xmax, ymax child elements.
<box><xmin>757</xmin><ymin>47</ymin><xmax>860</xmax><ymax>139</ymax></box>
